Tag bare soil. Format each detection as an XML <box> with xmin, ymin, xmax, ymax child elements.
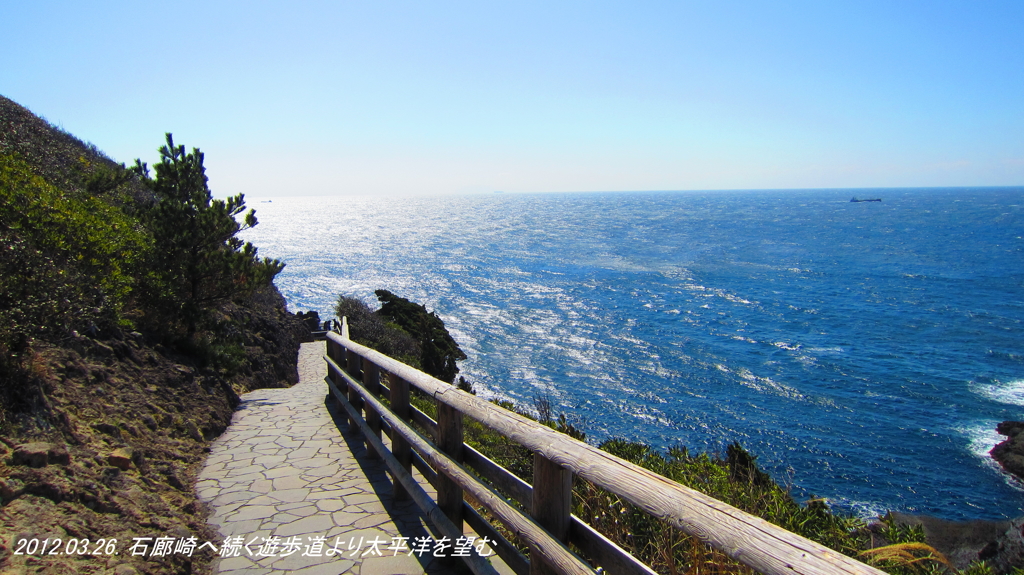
<box><xmin>0</xmin><ymin>288</ymin><xmax>307</xmax><ymax>575</ymax></box>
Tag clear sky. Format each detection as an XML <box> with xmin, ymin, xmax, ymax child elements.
<box><xmin>3</xmin><ymin>1</ymin><xmax>1022</xmax><ymax>197</ymax></box>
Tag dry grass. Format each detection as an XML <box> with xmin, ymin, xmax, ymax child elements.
<box><xmin>859</xmin><ymin>543</ymin><xmax>953</xmax><ymax>574</ymax></box>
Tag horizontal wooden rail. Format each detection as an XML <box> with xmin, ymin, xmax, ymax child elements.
<box><xmin>464</xmin><ymin>502</ymin><xmax>530</xmax><ymax>575</ymax></box>
<box><xmin>326</xmin><ymin>330</ymin><xmax>884</xmax><ymax>575</ymax></box>
<box><xmin>336</xmin><ymin>359</ymin><xmax>655</xmax><ymax>575</ymax></box>
<box><xmin>327</xmin><ymin>381</ymin><xmax>496</xmax><ymax>575</ymax></box>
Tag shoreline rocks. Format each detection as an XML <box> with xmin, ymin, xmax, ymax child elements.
<box><xmin>886</xmin><ymin>512</ymin><xmax>1016</xmax><ymax>571</ymax></box>
<box><xmin>992</xmin><ymin>421</ymin><xmax>1024</xmax><ymax>482</ymax></box>
<box><xmin>986</xmin><ymin>517</ymin><xmax>1024</xmax><ymax>574</ymax></box>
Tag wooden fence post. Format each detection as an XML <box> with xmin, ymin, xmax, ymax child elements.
<box><xmin>325</xmin><ymin>339</ymin><xmax>336</xmax><ymax>407</ymax></box>
<box><xmin>389</xmin><ymin>375</ymin><xmax>412</xmax><ymax>501</ymax></box>
<box><xmin>362</xmin><ymin>361</ymin><xmax>381</xmax><ymax>459</ymax></box>
<box><xmin>436</xmin><ymin>401</ymin><xmax>464</xmax><ymax>531</ymax></box>
<box><xmin>326</xmin><ymin>339</ymin><xmax>348</xmax><ymax>401</ymax></box>
<box><xmin>531</xmin><ymin>453</ymin><xmax>573</xmax><ymax>575</ymax></box>
<box><xmin>346</xmin><ymin>349</ymin><xmax>363</xmax><ymax>430</ymax></box>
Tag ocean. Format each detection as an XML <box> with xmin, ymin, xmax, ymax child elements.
<box><xmin>238</xmin><ymin>187</ymin><xmax>1024</xmax><ymax>521</ymax></box>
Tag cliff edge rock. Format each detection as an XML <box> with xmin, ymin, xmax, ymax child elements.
<box><xmin>992</xmin><ymin>421</ymin><xmax>1024</xmax><ymax>482</ymax></box>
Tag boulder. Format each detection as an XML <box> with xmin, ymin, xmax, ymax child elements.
<box><xmin>184</xmin><ymin>420</ymin><xmax>203</xmax><ymax>441</ymax></box>
<box><xmin>886</xmin><ymin>512</ymin><xmax>1011</xmax><ymax>570</ymax></box>
<box><xmin>93</xmin><ymin>422</ymin><xmax>123</xmax><ymax>439</ymax></box>
<box><xmin>107</xmin><ymin>447</ymin><xmax>133</xmax><ymax>470</ymax></box>
<box><xmin>991</xmin><ymin>421</ymin><xmax>1024</xmax><ymax>481</ymax></box>
<box><xmin>12</xmin><ymin>442</ymin><xmax>70</xmax><ymax>467</ymax></box>
<box><xmin>997</xmin><ymin>421</ymin><xmax>1024</xmax><ymax>438</ymax></box>
<box><xmin>984</xmin><ymin>517</ymin><xmax>1024</xmax><ymax>574</ymax></box>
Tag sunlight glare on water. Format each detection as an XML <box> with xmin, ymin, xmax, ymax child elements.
<box><xmin>241</xmin><ymin>188</ymin><xmax>1024</xmax><ymax>520</ymax></box>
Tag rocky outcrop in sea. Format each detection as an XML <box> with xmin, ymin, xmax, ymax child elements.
<box><xmin>992</xmin><ymin>421</ymin><xmax>1024</xmax><ymax>483</ymax></box>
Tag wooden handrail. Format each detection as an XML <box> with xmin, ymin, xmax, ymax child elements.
<box><xmin>326</xmin><ymin>356</ymin><xmax>593</xmax><ymax>575</ymax></box>
<box><xmin>325</xmin><ymin>330</ymin><xmax>885</xmax><ymax>575</ymax></box>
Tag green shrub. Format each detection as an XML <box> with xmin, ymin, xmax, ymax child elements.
<box><xmin>334</xmin><ymin>290</ymin><xmax>467</xmax><ymax>381</ymax></box>
<box><xmin>0</xmin><ymin>153</ymin><xmax>148</xmax><ymax>348</ymax></box>
<box><xmin>334</xmin><ymin>295</ymin><xmax>420</xmax><ymax>364</ymax></box>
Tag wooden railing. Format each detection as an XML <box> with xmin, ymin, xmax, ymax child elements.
<box><xmin>324</xmin><ymin>324</ymin><xmax>885</xmax><ymax>575</ymax></box>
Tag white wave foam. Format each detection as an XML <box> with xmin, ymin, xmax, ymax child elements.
<box><xmin>958</xmin><ymin>420</ymin><xmax>1004</xmax><ymax>461</ymax></box>
<box><xmin>955</xmin><ymin>421</ymin><xmax>1024</xmax><ymax>491</ymax></box>
<box><xmin>826</xmin><ymin>497</ymin><xmax>890</xmax><ymax>522</ymax></box>
<box><xmin>736</xmin><ymin>368</ymin><xmax>806</xmax><ymax>400</ymax></box>
<box><xmin>794</xmin><ymin>354</ymin><xmax>817</xmax><ymax>367</ymax></box>
<box><xmin>773</xmin><ymin>341</ymin><xmax>802</xmax><ymax>351</ymax></box>
<box><xmin>808</xmin><ymin>346</ymin><xmax>844</xmax><ymax>354</ymax></box>
<box><xmin>722</xmin><ymin>293</ymin><xmax>754</xmax><ymax>305</ymax></box>
<box><xmin>682</xmin><ymin>283</ymin><xmax>753</xmax><ymax>305</ymax></box>
<box><xmin>972</xmin><ymin>379</ymin><xmax>1024</xmax><ymax>406</ymax></box>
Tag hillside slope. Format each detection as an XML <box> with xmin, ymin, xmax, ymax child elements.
<box><xmin>0</xmin><ymin>96</ymin><xmax>308</xmax><ymax>575</ymax></box>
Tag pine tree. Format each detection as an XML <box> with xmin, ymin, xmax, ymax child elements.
<box><xmin>142</xmin><ymin>134</ymin><xmax>283</xmax><ymax>336</ymax></box>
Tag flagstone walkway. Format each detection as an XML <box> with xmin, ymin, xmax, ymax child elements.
<box><xmin>196</xmin><ymin>341</ymin><xmax>459</xmax><ymax>575</ymax></box>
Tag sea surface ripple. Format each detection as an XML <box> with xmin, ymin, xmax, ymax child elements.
<box><xmin>240</xmin><ymin>188</ymin><xmax>1024</xmax><ymax>521</ymax></box>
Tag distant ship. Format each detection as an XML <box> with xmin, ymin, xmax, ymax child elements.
<box><xmin>850</xmin><ymin>197</ymin><xmax>881</xmax><ymax>202</ymax></box>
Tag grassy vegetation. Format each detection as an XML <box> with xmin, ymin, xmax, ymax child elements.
<box><xmin>0</xmin><ymin>154</ymin><xmax>147</xmax><ymax>346</ymax></box>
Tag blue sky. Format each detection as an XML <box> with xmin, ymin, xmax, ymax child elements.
<box><xmin>3</xmin><ymin>1</ymin><xmax>1022</xmax><ymax>196</ymax></box>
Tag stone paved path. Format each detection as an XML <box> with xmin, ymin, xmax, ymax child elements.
<box><xmin>197</xmin><ymin>341</ymin><xmax>459</xmax><ymax>575</ymax></box>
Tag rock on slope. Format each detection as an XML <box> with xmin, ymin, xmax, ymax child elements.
<box><xmin>0</xmin><ymin>286</ymin><xmax>307</xmax><ymax>575</ymax></box>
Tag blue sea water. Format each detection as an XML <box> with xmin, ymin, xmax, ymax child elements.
<box><xmin>239</xmin><ymin>187</ymin><xmax>1024</xmax><ymax>521</ymax></box>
